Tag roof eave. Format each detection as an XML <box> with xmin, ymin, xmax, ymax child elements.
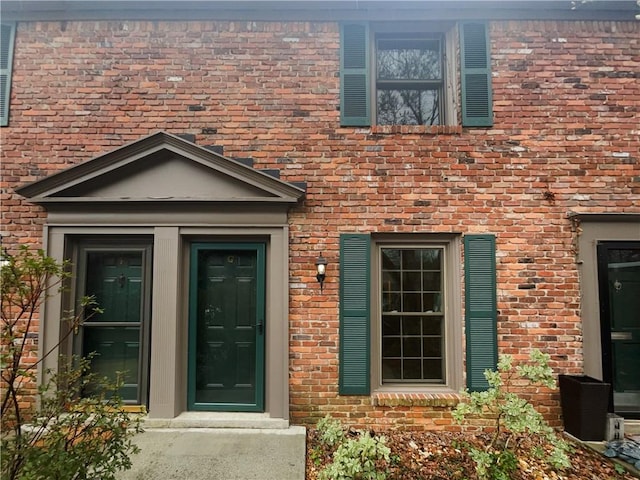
<box><xmin>2</xmin><ymin>0</ymin><xmax>637</xmax><ymax>21</ymax></box>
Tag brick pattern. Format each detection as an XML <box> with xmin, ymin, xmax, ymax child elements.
<box><xmin>1</xmin><ymin>19</ymin><xmax>639</xmax><ymax>430</ymax></box>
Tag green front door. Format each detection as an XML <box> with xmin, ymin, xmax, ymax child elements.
<box><xmin>188</xmin><ymin>243</ymin><xmax>266</xmax><ymax>411</ymax></box>
<box><xmin>598</xmin><ymin>241</ymin><xmax>640</xmax><ymax>418</ymax></box>
<box><xmin>80</xmin><ymin>248</ymin><xmax>150</xmax><ymax>404</ymax></box>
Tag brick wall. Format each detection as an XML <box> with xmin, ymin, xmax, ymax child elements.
<box><xmin>1</xmin><ymin>18</ymin><xmax>638</xmax><ymax>429</ymax></box>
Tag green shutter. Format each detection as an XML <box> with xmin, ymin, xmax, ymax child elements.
<box><xmin>339</xmin><ymin>233</ymin><xmax>370</xmax><ymax>395</ymax></box>
<box><xmin>340</xmin><ymin>23</ymin><xmax>370</xmax><ymax>127</ymax></box>
<box><xmin>464</xmin><ymin>234</ymin><xmax>497</xmax><ymax>391</ymax></box>
<box><xmin>460</xmin><ymin>22</ymin><xmax>493</xmax><ymax>127</ymax></box>
<box><xmin>1</xmin><ymin>22</ymin><xmax>16</xmax><ymax>127</ymax></box>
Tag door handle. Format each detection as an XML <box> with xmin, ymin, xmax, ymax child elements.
<box><xmin>256</xmin><ymin>320</ymin><xmax>264</xmax><ymax>335</ymax></box>
<box><xmin>611</xmin><ymin>331</ymin><xmax>632</xmax><ymax>341</ymax></box>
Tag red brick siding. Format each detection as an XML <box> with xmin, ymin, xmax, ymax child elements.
<box><xmin>1</xmin><ymin>19</ymin><xmax>638</xmax><ymax>429</ymax></box>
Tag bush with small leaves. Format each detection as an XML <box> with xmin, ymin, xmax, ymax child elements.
<box><xmin>452</xmin><ymin>349</ymin><xmax>571</xmax><ymax>479</ymax></box>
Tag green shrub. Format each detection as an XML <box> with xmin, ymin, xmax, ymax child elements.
<box><xmin>317</xmin><ymin>414</ymin><xmax>347</xmax><ymax>447</ymax></box>
<box><xmin>1</xmin><ymin>246</ymin><xmax>143</xmax><ymax>480</ymax></box>
<box><xmin>316</xmin><ymin>415</ymin><xmax>391</xmax><ymax>480</ymax></box>
<box><xmin>2</xmin><ymin>357</ymin><xmax>143</xmax><ymax>480</ymax></box>
<box><xmin>452</xmin><ymin>349</ymin><xmax>571</xmax><ymax>479</ymax></box>
<box><xmin>319</xmin><ymin>430</ymin><xmax>391</xmax><ymax>480</ymax></box>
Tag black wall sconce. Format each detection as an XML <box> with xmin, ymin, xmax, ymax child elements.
<box><xmin>315</xmin><ymin>253</ymin><xmax>328</xmax><ymax>292</ymax></box>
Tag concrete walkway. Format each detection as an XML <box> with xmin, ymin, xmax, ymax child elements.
<box><xmin>119</xmin><ymin>415</ymin><xmax>306</xmax><ymax>480</ymax></box>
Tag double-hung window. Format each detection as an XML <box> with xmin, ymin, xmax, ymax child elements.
<box><xmin>339</xmin><ymin>233</ymin><xmax>498</xmax><ymax>395</ymax></box>
<box><xmin>340</xmin><ymin>22</ymin><xmax>492</xmax><ymax>127</ymax></box>
<box><xmin>380</xmin><ymin>246</ymin><xmax>446</xmax><ymax>383</ymax></box>
<box><xmin>375</xmin><ymin>35</ymin><xmax>444</xmax><ymax>126</ymax></box>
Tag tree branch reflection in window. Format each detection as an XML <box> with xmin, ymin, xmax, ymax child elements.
<box><xmin>376</xmin><ymin>36</ymin><xmax>443</xmax><ymax>126</ymax></box>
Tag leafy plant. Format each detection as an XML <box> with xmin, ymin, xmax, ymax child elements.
<box><xmin>310</xmin><ymin>446</ymin><xmax>325</xmax><ymax>467</ymax></box>
<box><xmin>319</xmin><ymin>430</ymin><xmax>391</xmax><ymax>480</ymax></box>
<box><xmin>1</xmin><ymin>246</ymin><xmax>142</xmax><ymax>480</ymax></box>
<box><xmin>317</xmin><ymin>414</ymin><xmax>347</xmax><ymax>447</ymax></box>
<box><xmin>2</xmin><ymin>357</ymin><xmax>143</xmax><ymax>480</ymax></box>
<box><xmin>467</xmin><ymin>447</ymin><xmax>517</xmax><ymax>480</ymax></box>
<box><xmin>452</xmin><ymin>349</ymin><xmax>571</xmax><ymax>479</ymax></box>
<box><xmin>316</xmin><ymin>416</ymin><xmax>391</xmax><ymax>480</ymax></box>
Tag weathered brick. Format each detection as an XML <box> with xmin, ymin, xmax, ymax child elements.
<box><xmin>1</xmin><ymin>17</ymin><xmax>638</xmax><ymax>430</ymax></box>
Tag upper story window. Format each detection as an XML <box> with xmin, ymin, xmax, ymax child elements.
<box><xmin>1</xmin><ymin>22</ymin><xmax>16</xmax><ymax>127</ymax></box>
<box><xmin>375</xmin><ymin>35</ymin><xmax>444</xmax><ymax>126</ymax></box>
<box><xmin>340</xmin><ymin>22</ymin><xmax>493</xmax><ymax>128</ymax></box>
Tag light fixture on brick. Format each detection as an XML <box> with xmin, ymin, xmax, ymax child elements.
<box><xmin>315</xmin><ymin>253</ymin><xmax>328</xmax><ymax>292</ymax></box>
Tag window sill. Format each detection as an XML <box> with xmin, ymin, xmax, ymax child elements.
<box><xmin>370</xmin><ymin>125</ymin><xmax>463</xmax><ymax>136</ymax></box>
<box><xmin>372</xmin><ymin>391</ymin><xmax>464</xmax><ymax>408</ymax></box>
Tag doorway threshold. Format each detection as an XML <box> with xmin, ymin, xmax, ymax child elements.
<box><xmin>142</xmin><ymin>411</ymin><xmax>289</xmax><ymax>430</ymax></box>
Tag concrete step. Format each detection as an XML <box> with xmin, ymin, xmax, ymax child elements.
<box><xmin>142</xmin><ymin>412</ymin><xmax>290</xmax><ymax>430</ymax></box>
<box><xmin>119</xmin><ymin>426</ymin><xmax>306</xmax><ymax>480</ymax></box>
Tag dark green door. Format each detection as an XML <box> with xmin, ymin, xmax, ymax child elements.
<box><xmin>188</xmin><ymin>243</ymin><xmax>265</xmax><ymax>411</ymax></box>
<box><xmin>80</xmin><ymin>249</ymin><xmax>149</xmax><ymax>404</ymax></box>
<box><xmin>597</xmin><ymin>242</ymin><xmax>640</xmax><ymax>418</ymax></box>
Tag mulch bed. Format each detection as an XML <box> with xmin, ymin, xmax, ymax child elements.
<box><xmin>306</xmin><ymin>428</ymin><xmax>639</xmax><ymax>480</ymax></box>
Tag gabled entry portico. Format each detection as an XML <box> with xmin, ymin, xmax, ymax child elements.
<box><xmin>17</xmin><ymin>131</ymin><xmax>305</xmax><ymax>421</ymax></box>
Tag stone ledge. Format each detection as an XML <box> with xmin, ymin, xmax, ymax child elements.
<box><xmin>372</xmin><ymin>392</ymin><xmax>464</xmax><ymax>408</ymax></box>
<box><xmin>370</xmin><ymin>125</ymin><xmax>463</xmax><ymax>136</ymax></box>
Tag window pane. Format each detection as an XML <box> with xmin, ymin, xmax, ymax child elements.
<box><xmin>423</xmin><ymin>293</ymin><xmax>442</xmax><ymax>312</ymax></box>
<box><xmin>383</xmin><ymin>359</ymin><xmax>402</xmax><ymax>380</ymax></box>
<box><xmin>382</xmin><ymin>270</ymin><xmax>400</xmax><ymax>290</ymax></box>
<box><xmin>381</xmin><ymin>316</ymin><xmax>444</xmax><ymax>383</ymax></box>
<box><xmin>377</xmin><ymin>38</ymin><xmax>441</xmax><ymax>80</ymax></box>
<box><xmin>83</xmin><ymin>326</ymin><xmax>140</xmax><ymax>401</ymax></box>
<box><xmin>423</xmin><ymin>337</ymin><xmax>442</xmax><ymax>357</ymax></box>
<box><xmin>383</xmin><ymin>292</ymin><xmax>401</xmax><ymax>312</ymax></box>
<box><xmin>377</xmin><ymin>89</ymin><xmax>440</xmax><ymax>126</ymax></box>
<box><xmin>402</xmin><ymin>292</ymin><xmax>421</xmax><ymax>312</ymax></box>
<box><xmin>402</xmin><ymin>316</ymin><xmax>421</xmax><ymax>335</ymax></box>
<box><xmin>421</xmin><ymin>249</ymin><xmax>441</xmax><ymax>270</ymax></box>
<box><xmin>402</xmin><ymin>272</ymin><xmax>421</xmax><ymax>291</ymax></box>
<box><xmin>402</xmin><ymin>250</ymin><xmax>421</xmax><ymax>270</ymax></box>
<box><xmin>422</xmin><ymin>317</ymin><xmax>442</xmax><ymax>335</ymax></box>
<box><xmin>403</xmin><ymin>337</ymin><xmax>422</xmax><ymax>357</ymax></box>
<box><xmin>422</xmin><ymin>272</ymin><xmax>441</xmax><ymax>291</ymax></box>
<box><xmin>403</xmin><ymin>359</ymin><xmax>422</xmax><ymax>380</ymax></box>
<box><xmin>382</xmin><ymin>316</ymin><xmax>401</xmax><ymax>335</ymax></box>
<box><xmin>382</xmin><ymin>248</ymin><xmax>401</xmax><ymax>269</ymax></box>
<box><xmin>383</xmin><ymin>337</ymin><xmax>401</xmax><ymax>357</ymax></box>
<box><xmin>423</xmin><ymin>359</ymin><xmax>443</xmax><ymax>380</ymax></box>
<box><xmin>86</xmin><ymin>252</ymin><xmax>143</xmax><ymax>324</ymax></box>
